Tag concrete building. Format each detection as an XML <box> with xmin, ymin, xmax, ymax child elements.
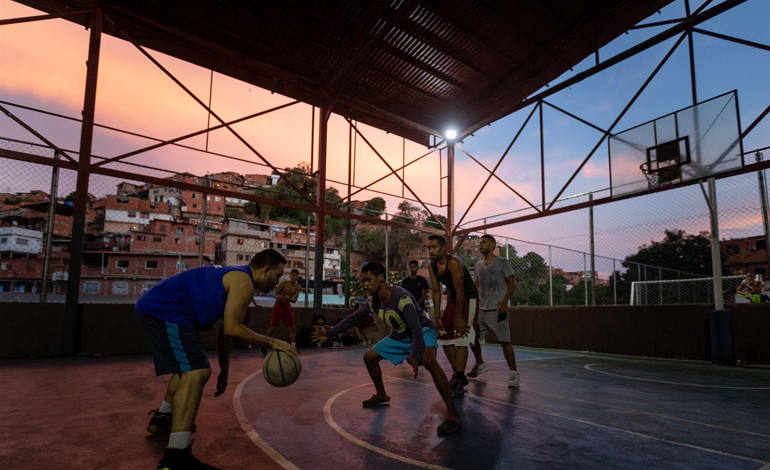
<box><xmin>103</xmin><ymin>195</ymin><xmax>173</xmax><ymax>234</ymax></box>
<box><xmin>218</xmin><ymin>218</ymin><xmax>271</xmax><ymax>266</ymax></box>
<box><xmin>0</xmin><ymin>227</ymin><xmax>44</xmax><ymax>257</ymax></box>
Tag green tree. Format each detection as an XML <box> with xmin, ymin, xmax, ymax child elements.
<box><xmin>225</xmin><ymin>207</ymin><xmax>244</xmax><ymax>219</ymax></box>
<box><xmin>392</xmin><ymin>201</ymin><xmax>420</xmax><ymax>224</ymax></box>
<box><xmin>618</xmin><ymin>229</ymin><xmax>721</xmax><ymax>304</ymax></box>
<box><xmin>423</xmin><ymin>212</ymin><xmax>448</xmax><ymax>229</ymax></box>
<box><xmin>363</xmin><ymin>197</ymin><xmax>386</xmax><ymax>217</ymax></box>
<box><xmin>355</xmin><ymin>227</ymin><xmax>385</xmax><ymax>262</ymax></box>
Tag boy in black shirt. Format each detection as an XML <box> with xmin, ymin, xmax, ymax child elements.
<box><xmin>401</xmin><ymin>260</ymin><xmax>430</xmax><ymax>309</ymax></box>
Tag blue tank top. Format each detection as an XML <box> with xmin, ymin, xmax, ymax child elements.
<box><xmin>136</xmin><ymin>265</ymin><xmax>253</xmax><ymax>330</ymax></box>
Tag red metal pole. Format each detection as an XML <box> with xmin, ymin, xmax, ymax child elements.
<box><xmin>447</xmin><ymin>142</ymin><xmax>455</xmax><ymax>252</ymax></box>
<box><xmin>62</xmin><ymin>3</ymin><xmax>102</xmax><ymax>356</ymax></box>
<box><xmin>313</xmin><ymin>106</ymin><xmax>330</xmax><ymax>314</ymax></box>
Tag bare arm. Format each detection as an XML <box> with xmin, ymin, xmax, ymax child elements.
<box><xmin>420</xmin><ymin>288</ymin><xmax>429</xmax><ymax>306</ymax></box>
<box><xmin>222</xmin><ymin>272</ymin><xmax>296</xmax><ymax>353</ymax></box>
<box><xmin>429</xmin><ymin>266</ymin><xmax>443</xmax><ymax>329</ymax></box>
<box><xmin>497</xmin><ymin>276</ymin><xmax>516</xmax><ymax>319</ymax></box>
<box><xmin>215</xmin><ymin>325</ymin><xmax>231</xmax><ymax>397</ymax></box>
<box><xmin>448</xmin><ymin>258</ymin><xmax>469</xmax><ymax>336</ymax></box>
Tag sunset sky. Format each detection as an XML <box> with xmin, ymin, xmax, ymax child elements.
<box><xmin>1</xmin><ymin>0</ymin><xmax>769</xmax><ymax>274</ymax></box>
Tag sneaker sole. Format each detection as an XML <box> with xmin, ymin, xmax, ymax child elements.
<box><xmin>146</xmin><ymin>424</ymin><xmax>167</xmax><ymax>433</ymax></box>
<box><xmin>362</xmin><ymin>402</ymin><xmax>390</xmax><ymax>408</ymax></box>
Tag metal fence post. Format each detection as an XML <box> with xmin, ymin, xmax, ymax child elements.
<box><xmin>198</xmin><ymin>176</ymin><xmax>208</xmax><ymax>267</ymax></box>
<box><xmin>384</xmin><ymin>213</ymin><xmax>389</xmax><ymax>282</ymax></box>
<box><xmin>305</xmin><ymin>213</ymin><xmax>310</xmax><ymax>308</ymax></box>
<box><xmin>583</xmin><ymin>252</ymin><xmax>588</xmax><ymax>306</ymax></box>
<box><xmin>41</xmin><ymin>151</ymin><xmax>60</xmax><ymax>302</ymax></box>
<box><xmin>612</xmin><ymin>259</ymin><xmax>617</xmax><ymax>305</ymax></box>
<box><xmin>658</xmin><ymin>267</ymin><xmax>663</xmax><ymax>305</ymax></box>
<box><xmin>589</xmin><ymin>193</ymin><xmax>596</xmax><ymax>305</ymax></box>
<box><xmin>548</xmin><ymin>245</ymin><xmax>553</xmax><ymax>306</ymax></box>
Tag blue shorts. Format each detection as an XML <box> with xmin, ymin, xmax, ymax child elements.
<box><xmin>372</xmin><ymin>327</ymin><xmax>438</xmax><ymax>366</ymax></box>
<box><xmin>136</xmin><ymin>309</ymin><xmax>211</xmax><ymax>376</ymax></box>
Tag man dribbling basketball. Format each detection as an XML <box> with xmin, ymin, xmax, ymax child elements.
<box><xmin>312</xmin><ymin>262</ymin><xmax>462</xmax><ymax>436</ymax></box>
<box><xmin>136</xmin><ymin>249</ymin><xmax>297</xmax><ymax>470</ymax></box>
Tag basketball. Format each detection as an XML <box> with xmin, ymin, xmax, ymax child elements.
<box><xmin>262</xmin><ymin>350</ymin><xmax>302</xmax><ymax>387</ymax></box>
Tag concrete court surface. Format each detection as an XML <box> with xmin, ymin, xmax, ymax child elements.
<box><xmin>2</xmin><ymin>345</ymin><xmax>770</xmax><ymax>469</ymax></box>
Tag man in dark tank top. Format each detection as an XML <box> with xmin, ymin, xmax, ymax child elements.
<box><xmin>427</xmin><ymin>235</ymin><xmax>479</xmax><ymax>397</ymax></box>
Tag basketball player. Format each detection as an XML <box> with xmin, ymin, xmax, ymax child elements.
<box><xmin>263</xmin><ymin>268</ymin><xmax>301</xmax><ymax>354</ymax></box>
<box><xmin>471</xmin><ymin>235</ymin><xmax>519</xmax><ymax>387</ymax></box>
<box><xmin>311</xmin><ymin>262</ymin><xmax>462</xmax><ymax>436</ymax></box>
<box><xmin>427</xmin><ymin>235</ymin><xmax>478</xmax><ymax>397</ymax></box>
<box><xmin>136</xmin><ymin>249</ymin><xmax>297</xmax><ymax>470</ymax></box>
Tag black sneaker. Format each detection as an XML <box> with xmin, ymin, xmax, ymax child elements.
<box><xmin>260</xmin><ymin>347</ymin><xmax>268</xmax><ymax>356</ymax></box>
<box><xmin>147</xmin><ymin>410</ymin><xmax>197</xmax><ymax>434</ymax></box>
<box><xmin>157</xmin><ymin>443</ymin><xmax>220</xmax><ymax>470</ymax></box>
<box><xmin>450</xmin><ymin>378</ymin><xmax>465</xmax><ymax>397</ymax></box>
<box><xmin>456</xmin><ymin>372</ymin><xmax>469</xmax><ymax>387</ymax></box>
<box><xmin>147</xmin><ymin>409</ymin><xmax>172</xmax><ymax>433</ymax></box>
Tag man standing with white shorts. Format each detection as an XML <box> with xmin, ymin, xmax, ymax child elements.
<box><xmin>472</xmin><ymin>234</ymin><xmax>519</xmax><ymax>388</ymax></box>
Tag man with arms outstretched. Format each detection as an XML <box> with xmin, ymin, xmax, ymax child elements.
<box><xmin>312</xmin><ymin>262</ymin><xmax>462</xmax><ymax>436</ymax></box>
<box><xmin>136</xmin><ymin>249</ymin><xmax>297</xmax><ymax>470</ymax></box>
<box><xmin>427</xmin><ymin>235</ymin><xmax>479</xmax><ymax>397</ymax></box>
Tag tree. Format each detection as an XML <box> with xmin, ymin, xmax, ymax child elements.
<box><xmin>624</xmin><ymin>229</ymin><xmax>715</xmax><ymax>276</ymax></box>
<box><xmin>392</xmin><ymin>201</ymin><xmax>420</xmax><ymax>224</ymax></box>
<box><xmin>423</xmin><ymin>212</ymin><xmax>448</xmax><ymax>229</ymax></box>
<box><xmin>355</xmin><ymin>227</ymin><xmax>385</xmax><ymax>262</ymax></box>
<box><xmin>363</xmin><ymin>197</ymin><xmax>386</xmax><ymax>217</ymax></box>
<box><xmin>225</xmin><ymin>208</ymin><xmax>244</xmax><ymax>219</ymax></box>
<box><xmin>617</xmin><ymin>229</ymin><xmax>723</xmax><ymax>304</ymax></box>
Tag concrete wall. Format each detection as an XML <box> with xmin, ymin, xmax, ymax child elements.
<box><xmin>1</xmin><ymin>303</ymin><xmax>768</xmax><ymax>364</ymax></box>
<box><xmin>0</xmin><ymin>303</ymin><xmax>388</xmax><ymax>359</ymax></box>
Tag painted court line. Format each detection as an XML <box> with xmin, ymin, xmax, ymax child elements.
<box><xmin>323</xmin><ymin>381</ymin><xmax>455</xmax><ymax>470</ymax></box>
<box><xmin>470</xmin><ymin>377</ymin><xmax>770</xmax><ymax>439</ymax></box>
<box><xmin>388</xmin><ymin>376</ymin><xmax>770</xmax><ymax>468</ymax></box>
<box><xmin>233</xmin><ymin>368</ymin><xmax>301</xmax><ymax>470</ymax></box>
<box><xmin>485</xmin><ymin>354</ymin><xmax>581</xmax><ymax>365</ymax></box>
<box><xmin>584</xmin><ymin>363</ymin><xmax>770</xmax><ymax>390</ymax></box>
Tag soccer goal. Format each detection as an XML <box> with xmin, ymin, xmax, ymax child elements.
<box><xmin>630</xmin><ymin>275</ymin><xmax>748</xmax><ymax>305</ymax></box>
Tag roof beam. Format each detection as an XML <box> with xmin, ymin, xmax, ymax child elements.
<box><xmin>462</xmin><ymin>0</ymin><xmax>749</xmax><ymax>138</ymax></box>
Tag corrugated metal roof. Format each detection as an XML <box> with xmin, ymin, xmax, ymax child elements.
<box><xmin>14</xmin><ymin>0</ymin><xmax>672</xmax><ymax>145</ymax></box>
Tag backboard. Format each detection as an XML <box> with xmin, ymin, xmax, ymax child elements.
<box><xmin>609</xmin><ymin>91</ymin><xmax>743</xmax><ymax>198</ymax></box>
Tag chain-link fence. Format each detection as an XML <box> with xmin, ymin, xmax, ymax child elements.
<box><xmin>1</xmin><ymin>136</ymin><xmax>768</xmax><ymax>307</ymax></box>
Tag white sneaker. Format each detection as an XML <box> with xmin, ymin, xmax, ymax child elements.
<box><xmin>507</xmin><ymin>371</ymin><xmax>520</xmax><ymax>388</ymax></box>
<box><xmin>333</xmin><ymin>342</ymin><xmax>342</xmax><ymax>348</ymax></box>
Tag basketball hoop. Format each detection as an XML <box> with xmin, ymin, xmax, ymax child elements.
<box><xmin>640</xmin><ymin>159</ymin><xmax>681</xmax><ymax>190</ymax></box>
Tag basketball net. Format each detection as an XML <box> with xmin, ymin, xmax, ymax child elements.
<box><xmin>640</xmin><ymin>160</ymin><xmax>681</xmax><ymax>190</ymax></box>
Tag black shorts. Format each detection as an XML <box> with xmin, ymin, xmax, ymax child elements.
<box><xmin>135</xmin><ymin>309</ymin><xmax>210</xmax><ymax>376</ymax></box>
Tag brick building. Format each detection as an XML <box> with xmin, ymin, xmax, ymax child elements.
<box><xmin>722</xmin><ymin>235</ymin><xmax>770</xmax><ymax>278</ymax></box>
<box><xmin>130</xmin><ymin>219</ymin><xmax>217</xmax><ymax>259</ymax></box>
<box><xmin>103</xmin><ymin>195</ymin><xmax>173</xmax><ymax>234</ymax></box>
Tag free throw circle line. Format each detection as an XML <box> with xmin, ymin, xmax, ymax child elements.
<box><xmin>324</xmin><ymin>381</ymin><xmax>455</xmax><ymax>470</ymax></box>
<box><xmin>584</xmin><ymin>364</ymin><xmax>770</xmax><ymax>390</ymax></box>
<box><xmin>233</xmin><ymin>368</ymin><xmax>301</xmax><ymax>470</ymax></box>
